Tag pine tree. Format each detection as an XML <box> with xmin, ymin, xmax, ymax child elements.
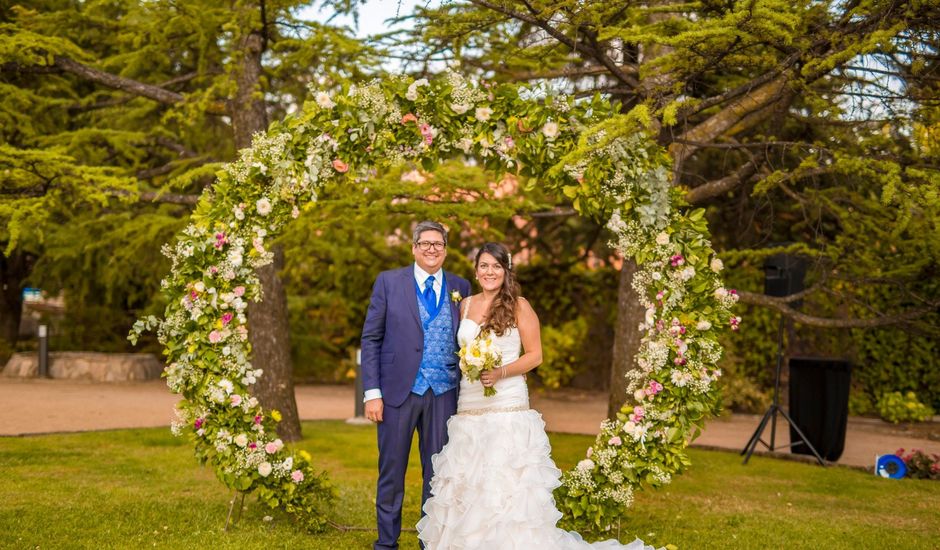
<box><xmin>399</xmin><ymin>0</ymin><xmax>940</xmax><ymax>413</ymax></box>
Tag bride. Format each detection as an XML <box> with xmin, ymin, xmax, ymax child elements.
<box><xmin>416</xmin><ymin>243</ymin><xmax>654</xmax><ymax>550</ymax></box>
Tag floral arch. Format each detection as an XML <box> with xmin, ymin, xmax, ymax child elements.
<box><xmin>131</xmin><ymin>71</ymin><xmax>738</xmax><ymax>534</ymax></box>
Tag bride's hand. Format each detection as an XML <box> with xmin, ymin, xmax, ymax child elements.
<box><xmin>480</xmin><ymin>367</ymin><xmax>505</xmax><ymax>387</ymax></box>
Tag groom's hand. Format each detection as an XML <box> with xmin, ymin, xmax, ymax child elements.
<box><xmin>365</xmin><ymin>398</ymin><xmax>384</xmax><ymax>423</ymax></box>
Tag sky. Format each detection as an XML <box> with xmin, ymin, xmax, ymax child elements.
<box><xmin>303</xmin><ymin>0</ymin><xmax>428</xmax><ymax>39</ymax></box>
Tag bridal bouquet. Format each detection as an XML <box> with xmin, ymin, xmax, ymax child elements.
<box><xmin>458</xmin><ymin>335</ymin><xmax>503</xmax><ymax>397</ymax></box>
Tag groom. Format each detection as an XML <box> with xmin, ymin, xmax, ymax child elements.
<box><xmin>361</xmin><ymin>220</ymin><xmax>471</xmax><ymax>550</ymax></box>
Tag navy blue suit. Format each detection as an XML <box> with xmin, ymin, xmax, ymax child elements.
<box><xmin>361</xmin><ymin>266</ymin><xmax>471</xmax><ymax>550</ymax></box>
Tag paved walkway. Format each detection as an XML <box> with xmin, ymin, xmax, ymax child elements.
<box><xmin>1</xmin><ymin>378</ymin><xmax>937</xmax><ymax>470</ymax></box>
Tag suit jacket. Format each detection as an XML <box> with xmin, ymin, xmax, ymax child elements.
<box><xmin>361</xmin><ymin>266</ymin><xmax>471</xmax><ymax>408</ymax></box>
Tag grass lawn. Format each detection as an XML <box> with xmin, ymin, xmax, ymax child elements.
<box><xmin>1</xmin><ymin>421</ymin><xmax>938</xmax><ymax>549</ymax></box>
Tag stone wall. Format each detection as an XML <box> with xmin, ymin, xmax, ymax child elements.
<box><xmin>2</xmin><ymin>352</ymin><xmax>164</xmax><ymax>382</ymax></box>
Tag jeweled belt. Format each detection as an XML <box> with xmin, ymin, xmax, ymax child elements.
<box><xmin>456</xmin><ymin>405</ymin><xmax>530</xmax><ymax>416</ymax></box>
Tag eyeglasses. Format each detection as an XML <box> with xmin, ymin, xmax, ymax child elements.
<box><xmin>415</xmin><ymin>241</ymin><xmax>446</xmax><ymax>251</ymax></box>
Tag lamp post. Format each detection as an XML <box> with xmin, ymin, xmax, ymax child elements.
<box><xmin>346</xmin><ymin>347</ymin><xmax>370</xmax><ymax>425</ymax></box>
<box><xmin>38</xmin><ymin>324</ymin><xmax>49</xmax><ymax>378</ymax></box>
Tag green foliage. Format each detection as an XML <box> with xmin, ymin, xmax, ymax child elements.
<box><xmin>848</xmin><ymin>389</ymin><xmax>876</xmax><ymax>417</ymax></box>
<box><xmin>877</xmin><ymin>391</ymin><xmax>935</xmax><ymax>424</ymax></box>
<box><xmin>518</xmin><ymin>263</ymin><xmax>619</xmax><ymax>388</ymax></box>
<box><xmin>0</xmin><ymin>0</ymin><xmax>380</xmax><ymax>352</ymax></box>
<box><xmin>539</xmin><ymin>317</ymin><xmax>589</xmax><ymax>389</ymax></box>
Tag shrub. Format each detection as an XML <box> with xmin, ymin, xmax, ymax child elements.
<box><xmin>877</xmin><ymin>391</ymin><xmax>935</xmax><ymax>423</ymax></box>
<box><xmin>537</xmin><ymin>318</ymin><xmax>588</xmax><ymax>389</ymax></box>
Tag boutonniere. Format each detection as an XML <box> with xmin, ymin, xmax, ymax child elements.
<box><xmin>450</xmin><ymin>290</ymin><xmax>463</xmax><ymax>304</ymax></box>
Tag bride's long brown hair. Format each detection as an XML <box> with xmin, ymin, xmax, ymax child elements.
<box><xmin>476</xmin><ymin>242</ymin><xmax>521</xmax><ymax>337</ymax></box>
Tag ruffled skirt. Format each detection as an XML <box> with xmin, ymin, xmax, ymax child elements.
<box><xmin>416</xmin><ymin>389</ymin><xmax>654</xmax><ymax>550</ymax></box>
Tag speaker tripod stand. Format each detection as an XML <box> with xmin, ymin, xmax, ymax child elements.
<box><xmin>741</xmin><ymin>316</ymin><xmax>826</xmax><ymax>466</ymax></box>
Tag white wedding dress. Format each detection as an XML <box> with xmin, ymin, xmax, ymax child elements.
<box><xmin>416</xmin><ymin>306</ymin><xmax>655</xmax><ymax>550</ymax></box>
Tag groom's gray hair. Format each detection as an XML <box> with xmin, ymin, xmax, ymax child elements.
<box><xmin>412</xmin><ymin>221</ymin><xmax>448</xmax><ymax>245</ymax></box>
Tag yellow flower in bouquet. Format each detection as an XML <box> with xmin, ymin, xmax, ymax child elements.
<box><xmin>458</xmin><ymin>334</ymin><xmax>503</xmax><ymax>397</ymax></box>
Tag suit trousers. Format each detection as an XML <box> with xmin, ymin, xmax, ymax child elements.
<box><xmin>374</xmin><ymin>387</ymin><xmax>457</xmax><ymax>550</ymax></box>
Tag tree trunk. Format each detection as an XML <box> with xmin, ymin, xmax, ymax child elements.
<box><xmin>231</xmin><ymin>22</ymin><xmax>302</xmax><ymax>441</ymax></box>
<box><xmin>0</xmin><ymin>250</ymin><xmax>33</xmax><ymax>348</ymax></box>
<box><xmin>607</xmin><ymin>259</ymin><xmax>646</xmax><ymax>417</ymax></box>
<box><xmin>248</xmin><ymin>245</ymin><xmax>302</xmax><ymax>441</ymax></box>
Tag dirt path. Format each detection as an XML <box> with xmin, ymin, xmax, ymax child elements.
<box><xmin>2</xmin><ymin>378</ymin><xmax>937</xmax><ymax>470</ymax></box>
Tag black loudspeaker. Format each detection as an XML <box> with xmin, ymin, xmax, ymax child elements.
<box><xmin>763</xmin><ymin>253</ymin><xmax>808</xmax><ymax>299</ymax></box>
<box><xmin>788</xmin><ymin>358</ymin><xmax>851</xmax><ymax>462</ymax></box>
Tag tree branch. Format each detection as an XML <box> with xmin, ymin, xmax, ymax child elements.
<box><xmin>684</xmin><ymin>159</ymin><xmax>760</xmax><ymax>204</ymax></box>
<box><xmin>670</xmin><ymin>73</ymin><xmax>791</xmax><ymax>171</ymax></box>
<box><xmin>109</xmin><ymin>188</ymin><xmax>200</xmax><ymax>205</ymax></box>
<box><xmin>53</xmin><ymin>57</ymin><xmax>228</xmax><ymax>115</ymax></box>
<box><xmin>468</xmin><ymin>0</ymin><xmax>639</xmax><ymax>88</ymax></box>
<box><xmin>736</xmin><ymin>290</ymin><xmax>938</xmax><ymax>328</ymax></box>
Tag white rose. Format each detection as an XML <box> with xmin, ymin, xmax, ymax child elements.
<box><xmin>315</xmin><ymin>91</ymin><xmax>334</xmax><ymax>109</ymax></box>
<box><xmin>194</xmin><ymin>281</ymin><xmax>206</xmax><ymax>292</ymax></box>
<box><xmin>680</xmin><ymin>266</ymin><xmax>696</xmax><ymax>281</ymax></box>
<box><xmin>413</xmin><ymin>78</ymin><xmax>429</xmax><ymax>88</ymax></box>
<box><xmin>475</xmin><ymin>107</ymin><xmax>492</xmax><ymax>121</ymax></box>
<box><xmin>228</xmin><ymin>252</ymin><xmax>243</xmax><ymax>267</ymax></box>
<box><xmin>645</xmin><ymin>307</ymin><xmax>655</xmax><ymax>326</ymax></box>
<box><xmin>258</xmin><ymin>462</ymin><xmax>272</xmax><ymax>477</ymax></box>
<box><xmin>714</xmin><ymin>288</ymin><xmax>728</xmax><ymax>299</ymax></box>
<box><xmin>405</xmin><ymin>85</ymin><xmax>418</xmax><ymax>101</ymax></box>
<box><xmin>234</xmin><ymin>434</ymin><xmax>248</xmax><ymax>448</ymax></box>
<box><xmin>656</xmin><ymin>232</ymin><xmax>670</xmax><ymax>246</ymax></box>
<box><xmin>634</xmin><ymin>389</ymin><xmax>647</xmax><ymax>402</ymax></box>
<box><xmin>696</xmin><ymin>320</ymin><xmax>712</xmax><ymax>331</ymax></box>
<box><xmin>451</xmin><ymin>103</ymin><xmax>470</xmax><ymax>114</ymax></box>
<box><xmin>256</xmin><ymin>198</ymin><xmax>272</xmax><ymax>216</ymax></box>
<box><xmin>233</xmin><ymin>206</ymin><xmax>244</xmax><ymax>220</ymax></box>
<box><xmin>710</xmin><ymin>258</ymin><xmax>724</xmax><ymax>272</ymax></box>
<box><xmin>576</xmin><ymin>459</ymin><xmax>595</xmax><ymax>471</ymax></box>
<box><xmin>622</xmin><ymin>421</ymin><xmax>637</xmax><ymax>434</ymax></box>
<box><xmin>541</xmin><ymin>121</ymin><xmax>559</xmax><ymax>139</ymax></box>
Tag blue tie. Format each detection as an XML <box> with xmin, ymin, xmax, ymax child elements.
<box><xmin>424</xmin><ymin>276</ymin><xmax>438</xmax><ymax>318</ymax></box>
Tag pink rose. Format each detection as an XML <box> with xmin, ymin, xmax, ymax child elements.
<box><xmin>208</xmin><ymin>330</ymin><xmax>222</xmax><ymax>344</ymax></box>
<box><xmin>230</xmin><ymin>394</ymin><xmax>242</xmax><ymax>406</ymax></box>
<box><xmin>193</xmin><ymin>417</ymin><xmax>205</xmax><ymax>429</ymax></box>
<box><xmin>419</xmin><ymin>123</ymin><xmax>434</xmax><ymax>145</ymax></box>
<box><xmin>233</xmin><ymin>286</ymin><xmax>245</xmax><ymax>297</ymax></box>
<box><xmin>265</xmin><ymin>442</ymin><xmax>278</xmax><ymax>454</ymax></box>
<box><xmin>332</xmin><ymin>159</ymin><xmax>349</xmax><ymax>173</ymax></box>
<box><xmin>291</xmin><ymin>470</ymin><xmax>305</xmax><ymax>483</ymax></box>
<box><xmin>221</xmin><ymin>312</ymin><xmax>234</xmax><ymax>325</ymax></box>
<box><xmin>670</xmin><ymin>254</ymin><xmax>685</xmax><ymax>267</ymax></box>
<box><xmin>608</xmin><ymin>436</ymin><xmax>622</xmax><ymax>446</ymax></box>
<box><xmin>401</xmin><ymin>113</ymin><xmax>417</xmax><ymax>124</ymax></box>
<box><xmin>254</xmin><ymin>415</ymin><xmax>263</xmax><ymax>425</ymax></box>
<box><xmin>214</xmin><ymin>232</ymin><xmax>226</xmax><ymax>249</ymax></box>
<box><xmin>248</xmin><ymin>442</ymin><xmax>257</xmax><ymax>450</ymax></box>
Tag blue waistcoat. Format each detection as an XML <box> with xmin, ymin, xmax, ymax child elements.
<box><xmin>411</xmin><ymin>290</ymin><xmax>459</xmax><ymax>396</ymax></box>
